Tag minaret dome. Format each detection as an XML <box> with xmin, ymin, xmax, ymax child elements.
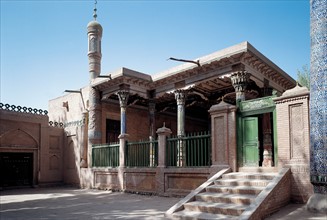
<box><xmin>87</xmin><ymin>0</ymin><xmax>103</xmax><ymax>80</ymax></box>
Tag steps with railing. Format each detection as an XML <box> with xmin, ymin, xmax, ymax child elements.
<box><xmin>166</xmin><ymin>168</ymin><xmax>291</xmax><ymax>219</ymax></box>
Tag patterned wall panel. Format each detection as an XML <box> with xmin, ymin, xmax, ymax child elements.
<box><xmin>310</xmin><ymin>0</ymin><xmax>327</xmax><ymax>194</ymax></box>
<box><xmin>290</xmin><ymin>104</ymin><xmax>304</xmax><ymax>160</ymax></box>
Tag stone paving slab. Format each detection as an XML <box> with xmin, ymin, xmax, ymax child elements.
<box><xmin>1</xmin><ymin>187</ymin><xmax>326</xmax><ymax>220</ymax></box>
<box><xmin>0</xmin><ymin>187</ymin><xmax>180</xmax><ymax>220</ymax></box>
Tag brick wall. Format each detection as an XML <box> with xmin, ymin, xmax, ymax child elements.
<box><xmin>0</xmin><ymin>108</ymin><xmax>65</xmax><ymax>186</ymax></box>
<box><xmin>85</xmin><ymin>167</ymin><xmax>211</xmax><ymax>196</ymax></box>
<box><xmin>273</xmin><ymin>86</ymin><xmax>313</xmax><ymax>203</ymax></box>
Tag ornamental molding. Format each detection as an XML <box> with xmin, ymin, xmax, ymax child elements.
<box><xmin>273</xmin><ymin>94</ymin><xmax>310</xmax><ymax>104</ymax></box>
<box><xmin>240</xmin><ymin>97</ymin><xmax>275</xmax><ymax>112</ymax></box>
<box><xmin>241</xmin><ymin>51</ymin><xmax>295</xmax><ymax>90</ymax></box>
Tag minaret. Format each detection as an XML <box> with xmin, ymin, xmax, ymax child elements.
<box><xmin>87</xmin><ymin>0</ymin><xmax>103</xmax><ymax>80</ymax></box>
<box><xmin>86</xmin><ymin>1</ymin><xmax>103</xmax><ymax>167</ymax></box>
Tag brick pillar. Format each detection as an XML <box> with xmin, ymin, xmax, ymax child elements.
<box><xmin>273</xmin><ymin>85</ymin><xmax>312</xmax><ymax>202</ymax></box>
<box><xmin>307</xmin><ymin>0</ymin><xmax>327</xmax><ymax>211</ymax></box>
<box><xmin>156</xmin><ymin>124</ymin><xmax>172</xmax><ymax>195</ymax></box>
<box><xmin>209</xmin><ymin>101</ymin><xmax>237</xmax><ymax>172</ymax></box>
<box><xmin>156</xmin><ymin>124</ymin><xmax>172</xmax><ymax>168</ymax></box>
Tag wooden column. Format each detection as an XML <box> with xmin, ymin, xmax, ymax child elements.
<box><xmin>174</xmin><ymin>89</ymin><xmax>188</xmax><ymax>166</ymax></box>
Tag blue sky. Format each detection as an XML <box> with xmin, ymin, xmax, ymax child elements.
<box><xmin>1</xmin><ymin>0</ymin><xmax>309</xmax><ymax>110</ymax></box>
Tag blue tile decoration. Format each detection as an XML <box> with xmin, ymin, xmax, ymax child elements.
<box><xmin>310</xmin><ymin>0</ymin><xmax>327</xmax><ymax>194</ymax></box>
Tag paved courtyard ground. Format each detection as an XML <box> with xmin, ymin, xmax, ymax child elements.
<box><xmin>0</xmin><ymin>187</ymin><xmax>179</xmax><ymax>220</ymax></box>
<box><xmin>0</xmin><ymin>187</ymin><xmax>326</xmax><ymax>220</ymax></box>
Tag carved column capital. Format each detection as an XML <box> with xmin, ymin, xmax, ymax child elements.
<box><xmin>174</xmin><ymin>89</ymin><xmax>188</xmax><ymax>105</ymax></box>
<box><xmin>230</xmin><ymin>71</ymin><xmax>250</xmax><ymax>101</ymax></box>
<box><xmin>230</xmin><ymin>71</ymin><xmax>250</xmax><ymax>92</ymax></box>
<box><xmin>116</xmin><ymin>90</ymin><xmax>130</xmax><ymax>108</ymax></box>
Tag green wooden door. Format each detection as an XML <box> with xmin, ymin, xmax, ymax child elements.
<box><xmin>242</xmin><ymin>117</ymin><xmax>259</xmax><ymax>166</ymax></box>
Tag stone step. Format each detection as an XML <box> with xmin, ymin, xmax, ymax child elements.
<box><xmin>206</xmin><ymin>184</ymin><xmax>264</xmax><ymax>195</ymax></box>
<box><xmin>196</xmin><ymin>192</ymin><xmax>256</xmax><ymax>205</ymax></box>
<box><xmin>222</xmin><ymin>172</ymin><xmax>276</xmax><ymax>180</ymax></box>
<box><xmin>172</xmin><ymin>210</ymin><xmax>238</xmax><ymax>220</ymax></box>
<box><xmin>183</xmin><ymin>201</ymin><xmax>248</xmax><ymax>216</ymax></box>
<box><xmin>214</xmin><ymin>178</ymin><xmax>270</xmax><ymax>187</ymax></box>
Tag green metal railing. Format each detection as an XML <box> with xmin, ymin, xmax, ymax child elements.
<box><xmin>91</xmin><ymin>131</ymin><xmax>210</xmax><ymax>168</ymax></box>
<box><xmin>92</xmin><ymin>143</ymin><xmax>119</xmax><ymax>167</ymax></box>
<box><xmin>167</xmin><ymin>131</ymin><xmax>211</xmax><ymax>167</ymax></box>
<box><xmin>126</xmin><ymin>140</ymin><xmax>158</xmax><ymax>167</ymax></box>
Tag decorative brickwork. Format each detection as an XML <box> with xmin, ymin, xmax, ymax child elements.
<box><xmin>0</xmin><ymin>103</ymin><xmax>48</xmax><ymax>115</ymax></box>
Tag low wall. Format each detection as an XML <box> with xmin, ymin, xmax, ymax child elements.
<box><xmin>81</xmin><ymin>167</ymin><xmax>216</xmax><ymax>197</ymax></box>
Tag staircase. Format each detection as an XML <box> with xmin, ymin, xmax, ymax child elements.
<box><xmin>167</xmin><ymin>171</ymin><xmax>277</xmax><ymax>219</ymax></box>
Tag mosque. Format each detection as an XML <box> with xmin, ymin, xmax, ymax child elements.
<box><xmin>1</xmin><ymin>1</ymin><xmax>326</xmax><ymax>219</ymax></box>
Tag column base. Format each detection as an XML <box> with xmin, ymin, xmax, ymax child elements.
<box><xmin>118</xmin><ymin>133</ymin><xmax>129</xmax><ymax>139</ymax></box>
<box><xmin>307</xmin><ymin>193</ymin><xmax>327</xmax><ymax>214</ymax></box>
<box><xmin>262</xmin><ymin>149</ymin><xmax>273</xmax><ymax>167</ymax></box>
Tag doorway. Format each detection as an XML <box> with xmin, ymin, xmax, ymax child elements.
<box><xmin>0</xmin><ymin>152</ymin><xmax>33</xmax><ymax>187</ymax></box>
<box><xmin>106</xmin><ymin>119</ymin><xmax>120</xmax><ymax>143</ymax></box>
<box><xmin>242</xmin><ymin>117</ymin><xmax>259</xmax><ymax>166</ymax></box>
<box><xmin>237</xmin><ymin>96</ymin><xmax>277</xmax><ymax>168</ymax></box>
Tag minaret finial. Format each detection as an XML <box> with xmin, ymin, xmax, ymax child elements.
<box><xmin>93</xmin><ymin>0</ymin><xmax>98</xmax><ymax>20</ymax></box>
